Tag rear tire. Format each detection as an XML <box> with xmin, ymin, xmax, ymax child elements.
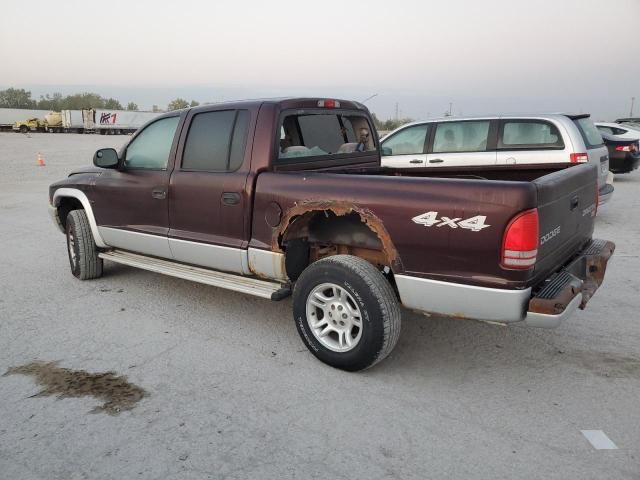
<box><xmin>293</xmin><ymin>255</ymin><xmax>401</xmax><ymax>371</ymax></box>
<box><xmin>66</xmin><ymin>210</ymin><xmax>103</xmax><ymax>280</ymax></box>
<box><xmin>19</xmin><ymin>125</ymin><xmax>28</xmax><ymax>133</ymax></box>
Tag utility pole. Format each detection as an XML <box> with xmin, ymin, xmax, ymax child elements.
<box><xmin>395</xmin><ymin>102</ymin><xmax>399</xmax><ymax>121</ymax></box>
<box><xmin>630</xmin><ymin>97</ymin><xmax>635</xmax><ymax>117</ymax></box>
<box><xmin>449</xmin><ymin>102</ymin><xmax>453</xmax><ymax>116</ymax></box>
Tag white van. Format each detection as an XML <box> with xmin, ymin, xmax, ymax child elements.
<box><xmin>380</xmin><ymin>114</ymin><xmax>613</xmax><ymax>204</ymax></box>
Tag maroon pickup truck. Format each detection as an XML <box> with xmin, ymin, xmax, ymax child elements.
<box><xmin>49</xmin><ymin>98</ymin><xmax>614</xmax><ymax>371</ymax></box>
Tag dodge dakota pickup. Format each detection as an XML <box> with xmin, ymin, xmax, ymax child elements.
<box><xmin>49</xmin><ymin>98</ymin><xmax>615</xmax><ymax>371</ymax></box>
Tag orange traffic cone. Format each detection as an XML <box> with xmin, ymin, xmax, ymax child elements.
<box><xmin>36</xmin><ymin>152</ymin><xmax>45</xmax><ymax>167</ymax></box>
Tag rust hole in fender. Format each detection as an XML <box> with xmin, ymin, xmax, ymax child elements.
<box><xmin>3</xmin><ymin>361</ymin><xmax>147</xmax><ymax>415</ymax></box>
<box><xmin>274</xmin><ymin>200</ymin><xmax>402</xmax><ymax>271</ymax></box>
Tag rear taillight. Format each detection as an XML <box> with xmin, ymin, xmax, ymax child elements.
<box><xmin>615</xmin><ymin>144</ymin><xmax>636</xmax><ymax>152</ymax></box>
<box><xmin>570</xmin><ymin>152</ymin><xmax>589</xmax><ymax>163</ymax></box>
<box><xmin>501</xmin><ymin>209</ymin><xmax>539</xmax><ymax>269</ymax></box>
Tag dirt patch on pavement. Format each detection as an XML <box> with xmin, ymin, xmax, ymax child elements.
<box><xmin>3</xmin><ymin>361</ymin><xmax>146</xmax><ymax>414</ymax></box>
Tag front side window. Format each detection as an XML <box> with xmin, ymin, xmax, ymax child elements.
<box><xmin>432</xmin><ymin>121</ymin><xmax>490</xmax><ymax>153</ymax></box>
<box><xmin>382</xmin><ymin>124</ymin><xmax>429</xmax><ymax>155</ymax></box>
<box><xmin>500</xmin><ymin>120</ymin><xmax>563</xmax><ymax>149</ymax></box>
<box><xmin>182</xmin><ymin>110</ymin><xmax>249</xmax><ymax>171</ymax></box>
<box><xmin>573</xmin><ymin>117</ymin><xmax>604</xmax><ymax>149</ymax></box>
<box><xmin>125</xmin><ymin>116</ymin><xmax>180</xmax><ymax>169</ymax></box>
<box><xmin>278</xmin><ymin>112</ymin><xmax>374</xmax><ymax>161</ymax></box>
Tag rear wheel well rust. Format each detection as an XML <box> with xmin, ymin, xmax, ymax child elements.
<box><xmin>275</xmin><ymin>203</ymin><xmax>402</xmax><ymax>281</ymax></box>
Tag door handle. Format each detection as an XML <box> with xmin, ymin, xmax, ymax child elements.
<box><xmin>429</xmin><ymin>159</ymin><xmax>444</xmax><ymax>164</ymax></box>
<box><xmin>570</xmin><ymin>195</ymin><xmax>579</xmax><ymax>210</ymax></box>
<box><xmin>409</xmin><ymin>159</ymin><xmax>424</xmax><ymax>164</ymax></box>
<box><xmin>151</xmin><ymin>188</ymin><xmax>167</xmax><ymax>200</ymax></box>
<box><xmin>222</xmin><ymin>192</ymin><xmax>241</xmax><ymax>206</ymax></box>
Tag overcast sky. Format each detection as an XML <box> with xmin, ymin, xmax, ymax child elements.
<box><xmin>1</xmin><ymin>0</ymin><xmax>638</xmax><ymax>119</ymax></box>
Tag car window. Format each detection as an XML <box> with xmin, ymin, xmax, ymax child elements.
<box><xmin>597</xmin><ymin>126</ymin><xmax>614</xmax><ymax>135</ymax></box>
<box><xmin>433</xmin><ymin>121</ymin><xmax>490</xmax><ymax>153</ymax></box>
<box><xmin>500</xmin><ymin>120</ymin><xmax>563</xmax><ymax>149</ymax></box>
<box><xmin>125</xmin><ymin>116</ymin><xmax>180</xmax><ymax>169</ymax></box>
<box><xmin>182</xmin><ymin>110</ymin><xmax>249</xmax><ymax>171</ymax></box>
<box><xmin>612</xmin><ymin>127</ymin><xmax>628</xmax><ymax>136</ymax></box>
<box><xmin>573</xmin><ymin>117</ymin><xmax>604</xmax><ymax>149</ymax></box>
<box><xmin>382</xmin><ymin>124</ymin><xmax>429</xmax><ymax>155</ymax></box>
<box><xmin>277</xmin><ymin>112</ymin><xmax>374</xmax><ymax>161</ymax></box>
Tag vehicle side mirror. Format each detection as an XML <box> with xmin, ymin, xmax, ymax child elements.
<box><xmin>93</xmin><ymin>148</ymin><xmax>119</xmax><ymax>169</ymax></box>
<box><xmin>381</xmin><ymin>146</ymin><xmax>392</xmax><ymax>156</ymax></box>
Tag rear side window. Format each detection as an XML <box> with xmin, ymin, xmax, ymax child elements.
<box><xmin>278</xmin><ymin>111</ymin><xmax>374</xmax><ymax>161</ymax></box>
<box><xmin>382</xmin><ymin>124</ymin><xmax>429</xmax><ymax>155</ymax></box>
<box><xmin>432</xmin><ymin>121</ymin><xmax>490</xmax><ymax>153</ymax></box>
<box><xmin>182</xmin><ymin>110</ymin><xmax>250</xmax><ymax>171</ymax></box>
<box><xmin>499</xmin><ymin>120</ymin><xmax>564</xmax><ymax>149</ymax></box>
<box><xmin>573</xmin><ymin>117</ymin><xmax>604</xmax><ymax>149</ymax></box>
<box><xmin>597</xmin><ymin>126</ymin><xmax>614</xmax><ymax>135</ymax></box>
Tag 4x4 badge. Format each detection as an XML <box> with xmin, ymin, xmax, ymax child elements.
<box><xmin>412</xmin><ymin>212</ymin><xmax>490</xmax><ymax>232</ymax></box>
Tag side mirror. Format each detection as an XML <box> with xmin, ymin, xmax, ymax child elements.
<box><xmin>93</xmin><ymin>148</ymin><xmax>119</xmax><ymax>169</ymax></box>
<box><xmin>381</xmin><ymin>146</ymin><xmax>392</xmax><ymax>156</ymax></box>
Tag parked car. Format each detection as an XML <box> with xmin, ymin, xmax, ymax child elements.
<box><xmin>380</xmin><ymin>114</ymin><xmax>613</xmax><ymax>205</ymax></box>
<box><xmin>615</xmin><ymin>117</ymin><xmax>640</xmax><ymax>130</ymax></box>
<box><xmin>600</xmin><ymin>131</ymin><xmax>640</xmax><ymax>174</ymax></box>
<box><xmin>49</xmin><ymin>98</ymin><xmax>614</xmax><ymax>371</ymax></box>
<box><xmin>595</xmin><ymin>122</ymin><xmax>640</xmax><ymax>141</ymax></box>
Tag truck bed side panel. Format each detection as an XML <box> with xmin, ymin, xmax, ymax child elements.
<box><xmin>251</xmin><ymin>172</ymin><xmax>538</xmax><ymax>289</ymax></box>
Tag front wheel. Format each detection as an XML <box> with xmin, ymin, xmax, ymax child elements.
<box><xmin>293</xmin><ymin>255</ymin><xmax>401</xmax><ymax>371</ymax></box>
<box><xmin>66</xmin><ymin>210</ymin><xmax>103</xmax><ymax>280</ymax></box>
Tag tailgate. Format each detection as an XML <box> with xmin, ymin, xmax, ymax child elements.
<box><xmin>532</xmin><ymin>163</ymin><xmax>597</xmax><ymax>283</ymax></box>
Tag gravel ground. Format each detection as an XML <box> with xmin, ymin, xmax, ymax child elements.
<box><xmin>0</xmin><ymin>132</ymin><xmax>639</xmax><ymax>479</ymax></box>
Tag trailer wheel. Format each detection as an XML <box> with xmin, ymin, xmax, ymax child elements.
<box><xmin>63</xmin><ymin>128</ymin><xmax>69</xmax><ymax>133</ymax></box>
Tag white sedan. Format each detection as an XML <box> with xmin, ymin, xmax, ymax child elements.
<box><xmin>595</xmin><ymin>122</ymin><xmax>640</xmax><ymax>141</ymax></box>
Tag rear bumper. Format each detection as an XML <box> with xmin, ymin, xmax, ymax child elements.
<box><xmin>395</xmin><ymin>238</ymin><xmax>615</xmax><ymax>328</ymax></box>
<box><xmin>524</xmin><ymin>239</ymin><xmax>615</xmax><ymax>327</ymax></box>
<box><xmin>609</xmin><ymin>153</ymin><xmax>640</xmax><ymax>173</ymax></box>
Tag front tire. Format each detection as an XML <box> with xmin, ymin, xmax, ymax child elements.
<box><xmin>66</xmin><ymin>210</ymin><xmax>103</xmax><ymax>280</ymax></box>
<box><xmin>293</xmin><ymin>255</ymin><xmax>401</xmax><ymax>371</ymax></box>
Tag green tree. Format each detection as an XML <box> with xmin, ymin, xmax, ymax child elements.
<box><xmin>60</xmin><ymin>92</ymin><xmax>105</xmax><ymax>110</ymax></box>
<box><xmin>0</xmin><ymin>88</ymin><xmax>36</xmax><ymax>108</ymax></box>
<box><xmin>126</xmin><ymin>102</ymin><xmax>138</xmax><ymax>111</ymax></box>
<box><xmin>37</xmin><ymin>92</ymin><xmax>63</xmax><ymax>111</ymax></box>
<box><xmin>189</xmin><ymin>100</ymin><xmax>200</xmax><ymax>107</ymax></box>
<box><xmin>167</xmin><ymin>98</ymin><xmax>189</xmax><ymax>111</ymax></box>
<box><xmin>103</xmin><ymin>98</ymin><xmax>123</xmax><ymax>109</ymax></box>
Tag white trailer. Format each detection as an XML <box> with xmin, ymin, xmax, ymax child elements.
<box><xmin>90</xmin><ymin>109</ymin><xmax>162</xmax><ymax>135</ymax></box>
<box><xmin>0</xmin><ymin>108</ymin><xmax>51</xmax><ymax>130</ymax></box>
<box><xmin>61</xmin><ymin>110</ymin><xmax>85</xmax><ymax>133</ymax></box>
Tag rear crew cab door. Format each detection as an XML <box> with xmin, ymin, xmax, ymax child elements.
<box><xmin>496</xmin><ymin>119</ymin><xmax>568</xmax><ymax>165</ymax></box>
<box><xmin>427</xmin><ymin>119</ymin><xmax>496</xmax><ymax>168</ymax></box>
<box><xmin>380</xmin><ymin>124</ymin><xmax>430</xmax><ymax>168</ymax></box>
<box><xmin>168</xmin><ymin>108</ymin><xmax>252</xmax><ymax>274</ymax></box>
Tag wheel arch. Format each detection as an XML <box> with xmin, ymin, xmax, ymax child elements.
<box><xmin>52</xmin><ymin>188</ymin><xmax>107</xmax><ymax>247</ymax></box>
<box><xmin>275</xmin><ymin>201</ymin><xmax>402</xmax><ymax>281</ymax></box>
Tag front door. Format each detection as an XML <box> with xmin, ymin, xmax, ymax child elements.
<box><xmin>380</xmin><ymin>123</ymin><xmax>430</xmax><ymax>168</ymax></box>
<box><xmin>91</xmin><ymin>115</ymin><xmax>182</xmax><ymax>258</ymax></box>
<box><xmin>168</xmin><ymin>108</ymin><xmax>252</xmax><ymax>274</ymax></box>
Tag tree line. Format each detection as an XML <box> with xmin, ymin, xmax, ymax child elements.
<box><xmin>0</xmin><ymin>88</ymin><xmax>200</xmax><ymax>112</ymax></box>
<box><xmin>0</xmin><ymin>87</ymin><xmax>409</xmax><ymax>126</ymax></box>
